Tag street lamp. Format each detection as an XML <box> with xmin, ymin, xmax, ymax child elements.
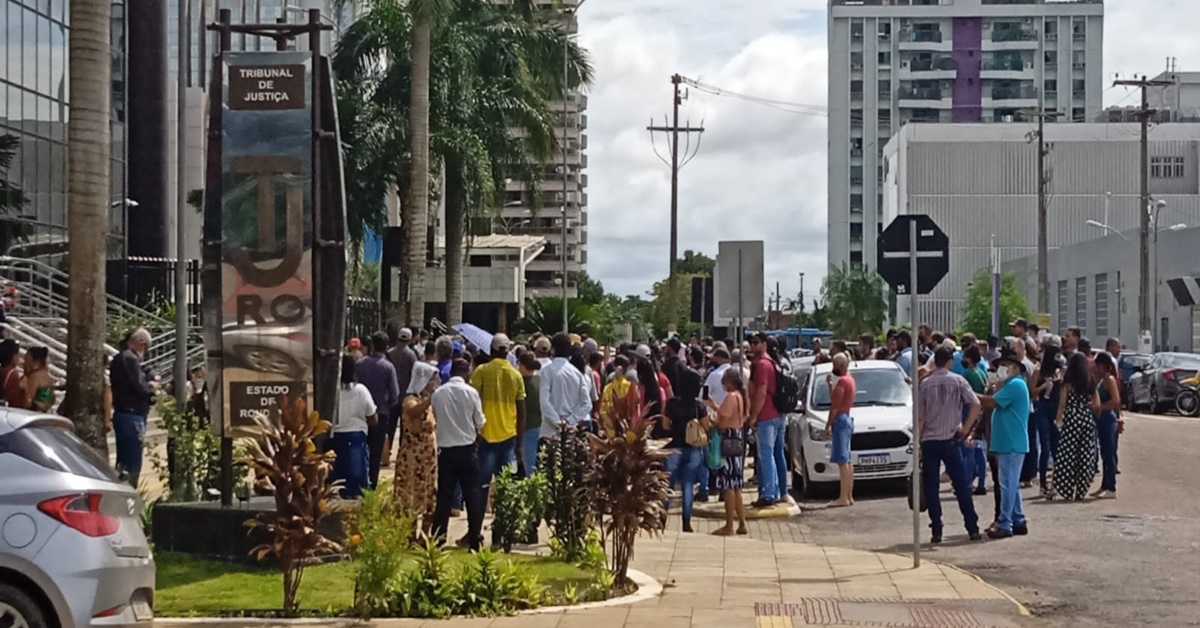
<box><xmin>1151</xmin><ymin>198</ymin><xmax>1188</xmax><ymax>350</ymax></box>
<box><xmin>559</xmin><ymin>0</ymin><xmax>586</xmax><ymax>335</ymax></box>
<box><xmin>1085</xmin><ymin>219</ymin><xmax>1128</xmax><ymax>240</ymax></box>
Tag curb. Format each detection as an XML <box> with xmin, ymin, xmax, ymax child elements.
<box><xmin>938</xmin><ymin>562</ymin><xmax>1032</xmax><ymax>617</ymax></box>
<box><xmin>156</xmin><ymin>568</ymin><xmax>662</xmax><ymax>624</ymax></box>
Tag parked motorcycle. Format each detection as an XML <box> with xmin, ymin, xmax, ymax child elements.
<box><xmin>1174</xmin><ymin>373</ymin><xmax>1200</xmax><ymax>418</ymax></box>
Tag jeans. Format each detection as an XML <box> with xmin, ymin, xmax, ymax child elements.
<box><xmin>330</xmin><ymin>431</ymin><xmax>369</xmax><ymax>498</ymax></box>
<box><xmin>1033</xmin><ymin>400</ymin><xmax>1060</xmax><ymax>490</ymax></box>
<box><xmin>996</xmin><ymin>452</ymin><xmax>1027</xmax><ymax>532</ymax></box>
<box><xmin>1097</xmin><ymin>411</ymin><xmax>1119</xmax><ymax>492</ymax></box>
<box><xmin>520</xmin><ymin>427</ymin><xmax>541</xmax><ymax>477</ymax></box>
<box><xmin>755</xmin><ymin>416</ymin><xmax>788</xmax><ymax>502</ymax></box>
<box><xmin>666</xmin><ymin>447</ymin><xmax>705</xmax><ymax>521</ymax></box>
<box><xmin>432</xmin><ymin>445</ymin><xmax>484</xmax><ymax>550</ymax></box>
<box><xmin>1020</xmin><ymin>416</ymin><xmax>1039</xmax><ymax>484</ymax></box>
<box><xmin>959</xmin><ymin>439</ymin><xmax>987</xmax><ymax>490</ymax></box>
<box><xmin>698</xmin><ymin>462</ymin><xmax>710</xmax><ymax>498</ymax></box>
<box><xmin>112</xmin><ymin>412</ymin><xmax>146</xmax><ymax>488</ymax></box>
<box><xmin>478</xmin><ymin>437</ymin><xmax>517</xmax><ymax>503</ymax></box>
<box><xmin>922</xmin><ymin>440</ymin><xmax>979</xmax><ymax>535</ymax></box>
<box><xmin>367</xmin><ymin>415</ymin><xmax>391</xmax><ymax>490</ymax></box>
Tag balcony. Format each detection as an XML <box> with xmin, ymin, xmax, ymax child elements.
<box><xmin>898</xmin><ymin>87</ymin><xmax>946</xmax><ymax>105</ymax></box>
<box><xmin>1072</xmin><ymin>90</ymin><xmax>1086</xmax><ymax>100</ymax></box>
<box><xmin>991</xmin><ymin>28</ymin><xmax>1037</xmax><ymax>43</ymax></box>
<box><xmin>898</xmin><ymin>28</ymin><xmax>949</xmax><ymax>51</ymax></box>
<box><xmin>991</xmin><ymin>85</ymin><xmax>1038</xmax><ymax>100</ymax></box>
<box><xmin>909</xmin><ymin>57</ymin><xmax>956</xmax><ymax>72</ymax></box>
<box><xmin>982</xmin><ymin>57</ymin><xmax>1025</xmax><ymax>72</ymax></box>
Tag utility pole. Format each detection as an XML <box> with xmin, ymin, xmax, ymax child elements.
<box><xmin>1021</xmin><ymin>109</ymin><xmax>1059</xmax><ymax>318</ymax></box>
<box><xmin>648</xmin><ymin>74</ymin><xmax>705</xmax><ymax>335</ymax></box>
<box><xmin>1114</xmin><ymin>75</ymin><xmax>1173</xmax><ymax>343</ymax></box>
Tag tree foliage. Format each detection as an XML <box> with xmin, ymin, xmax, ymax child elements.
<box><xmin>675</xmin><ymin>250</ymin><xmax>715</xmax><ymax>276</ymax></box>
<box><xmin>573</xmin><ymin>271</ymin><xmax>605</xmax><ymax>305</ymax></box>
<box><xmin>646</xmin><ymin>273</ymin><xmax>702</xmax><ymax>339</ymax></box>
<box><xmin>820</xmin><ymin>265</ymin><xmax>887</xmax><ymax>339</ymax></box>
<box><xmin>960</xmin><ymin>269</ymin><xmax>1030</xmax><ymax>340</ymax></box>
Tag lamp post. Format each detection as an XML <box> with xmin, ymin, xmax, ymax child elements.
<box><xmin>1151</xmin><ymin>199</ymin><xmax>1187</xmax><ymax>351</ymax></box>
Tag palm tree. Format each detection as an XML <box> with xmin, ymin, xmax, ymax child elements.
<box><xmin>63</xmin><ymin>0</ymin><xmax>112</xmax><ymax>453</ymax></box>
<box><xmin>0</xmin><ymin>135</ymin><xmax>32</xmax><ymax>253</ymax></box>
<box><xmin>820</xmin><ymin>264</ymin><xmax>887</xmax><ymax>340</ymax></box>
<box><xmin>437</xmin><ymin>0</ymin><xmax>592</xmax><ymax>325</ymax></box>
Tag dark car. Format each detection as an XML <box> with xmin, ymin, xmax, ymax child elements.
<box><xmin>1128</xmin><ymin>352</ymin><xmax>1200</xmax><ymax>414</ymax></box>
<box><xmin>1118</xmin><ymin>353</ymin><xmax>1151</xmax><ymax>409</ymax></box>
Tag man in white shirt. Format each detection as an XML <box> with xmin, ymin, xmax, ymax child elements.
<box><xmin>705</xmin><ymin>348</ymin><xmax>733</xmax><ymax>406</ymax></box>
<box><xmin>430</xmin><ymin>359</ymin><xmax>487</xmax><ymax>551</ymax></box>
<box><xmin>539</xmin><ymin>333</ymin><xmax>592</xmax><ymax>440</ymax></box>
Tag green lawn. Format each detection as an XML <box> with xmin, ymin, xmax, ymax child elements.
<box><xmin>155</xmin><ymin>551</ymin><xmax>596</xmax><ymax>616</ymax></box>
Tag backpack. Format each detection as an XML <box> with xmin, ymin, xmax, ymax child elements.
<box><xmin>772</xmin><ymin>362</ymin><xmax>801</xmax><ymax>414</ymax></box>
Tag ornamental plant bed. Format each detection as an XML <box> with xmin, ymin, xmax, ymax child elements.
<box><xmin>154</xmin><ymin>550</ymin><xmax>617</xmax><ymax>618</ymax></box>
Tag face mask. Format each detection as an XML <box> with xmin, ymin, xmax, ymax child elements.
<box><xmin>192</xmin><ymin>377</ymin><xmax>205</xmax><ymax>390</ymax></box>
<box><xmin>996</xmin><ymin>366</ymin><xmax>1010</xmax><ymax>380</ymax></box>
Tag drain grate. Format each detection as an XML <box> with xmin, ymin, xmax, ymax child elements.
<box><xmin>755</xmin><ymin>598</ymin><xmax>1024</xmax><ymax>627</ymax></box>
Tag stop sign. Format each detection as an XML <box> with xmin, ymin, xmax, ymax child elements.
<box><xmin>876</xmin><ymin>215</ymin><xmax>949</xmax><ymax>295</ymax></box>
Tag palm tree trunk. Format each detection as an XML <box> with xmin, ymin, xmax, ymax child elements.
<box><xmin>443</xmin><ymin>162</ymin><xmax>464</xmax><ymax>326</ymax></box>
<box><xmin>63</xmin><ymin>0</ymin><xmax>111</xmax><ymax>454</ymax></box>
<box><xmin>403</xmin><ymin>15</ymin><xmax>432</xmax><ymax>329</ymax></box>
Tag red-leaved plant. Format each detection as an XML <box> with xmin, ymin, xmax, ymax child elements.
<box><xmin>242</xmin><ymin>397</ymin><xmax>342</xmax><ymax>615</ymax></box>
<box><xmin>587</xmin><ymin>383</ymin><xmax>670</xmax><ymax>584</ymax></box>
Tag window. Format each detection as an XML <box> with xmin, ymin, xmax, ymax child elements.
<box><xmin>851</xmin><ymin>51</ymin><xmax>864</xmax><ymax>68</ymax></box>
<box><xmin>878</xmin><ymin>79</ymin><xmax>892</xmax><ymax>97</ymax></box>
<box><xmin>850</xmin><ymin>194</ymin><xmax>863</xmax><ymax>210</ymax></box>
<box><xmin>1151</xmin><ymin>156</ymin><xmax>1186</xmax><ymax>178</ymax></box>
<box><xmin>1095</xmin><ymin>273</ymin><xmax>1109</xmax><ymax>338</ymax></box>
<box><xmin>1072</xmin><ymin>51</ymin><xmax>1086</xmax><ymax>69</ymax></box>
<box><xmin>850</xmin><ymin>223</ymin><xmax>864</xmax><ymax>242</ymax></box>
<box><xmin>878</xmin><ymin>51</ymin><xmax>892</xmax><ymax>66</ymax></box>
<box><xmin>1072</xmin><ymin>107</ymin><xmax>1086</xmax><ymax>122</ymax></box>
<box><xmin>851</xmin><ymin>20</ymin><xmax>864</xmax><ymax>39</ymax></box>
<box><xmin>1044</xmin><ymin>19</ymin><xmax>1058</xmax><ymax>39</ymax></box>
<box><xmin>1044</xmin><ymin>79</ymin><xmax>1057</xmax><ymax>97</ymax></box>
<box><xmin>850</xmin><ymin>166</ymin><xmax>864</xmax><ymax>185</ymax></box>
<box><xmin>1057</xmin><ymin>280</ymin><xmax>1069</xmax><ymax>331</ymax></box>
<box><xmin>1075</xmin><ymin>277</ymin><xmax>1088</xmax><ymax>336</ymax></box>
<box><xmin>851</xmin><ymin>79</ymin><xmax>864</xmax><ymax>96</ymax></box>
<box><xmin>878</xmin><ymin>22</ymin><xmax>892</xmax><ymax>39</ymax></box>
<box><xmin>1072</xmin><ymin>18</ymin><xmax>1086</xmax><ymax>39</ymax></box>
<box><xmin>879</xmin><ymin>109</ymin><xmax>891</xmax><ymax>125</ymax></box>
<box><xmin>1044</xmin><ymin>51</ymin><xmax>1057</xmax><ymax>68</ymax></box>
<box><xmin>850</xmin><ymin>251</ymin><xmax>864</xmax><ymax>266</ymax></box>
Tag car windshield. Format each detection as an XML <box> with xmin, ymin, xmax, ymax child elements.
<box><xmin>1162</xmin><ymin>354</ymin><xmax>1200</xmax><ymax>369</ymax></box>
<box><xmin>0</xmin><ymin>423</ymin><xmax>122</xmax><ymax>483</ymax></box>
<box><xmin>811</xmin><ymin>368</ymin><xmax>910</xmax><ymax>409</ymax></box>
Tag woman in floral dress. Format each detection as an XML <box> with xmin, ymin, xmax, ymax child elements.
<box><xmin>394</xmin><ymin>362</ymin><xmax>439</xmax><ymax>530</ymax></box>
<box><xmin>1053</xmin><ymin>353</ymin><xmax>1099</xmax><ymax>502</ymax></box>
<box><xmin>704</xmin><ymin>368</ymin><xmax>749</xmax><ymax>537</ymax></box>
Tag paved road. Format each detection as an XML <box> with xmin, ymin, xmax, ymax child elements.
<box><xmin>792</xmin><ymin>412</ymin><xmax>1200</xmax><ymax>628</ymax></box>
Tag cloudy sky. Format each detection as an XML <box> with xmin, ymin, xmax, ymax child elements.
<box><xmin>577</xmin><ymin>0</ymin><xmax>1200</xmax><ymax>304</ymax></box>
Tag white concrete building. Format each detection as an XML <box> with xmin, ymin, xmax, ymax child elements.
<box><xmin>883</xmin><ymin>122</ymin><xmax>1200</xmax><ymax>333</ymax></box>
<box><xmin>498</xmin><ymin>0</ymin><xmax>588</xmax><ymax>298</ymax></box>
<box><xmin>827</xmin><ymin>0</ymin><xmax>1105</xmax><ymax>272</ymax></box>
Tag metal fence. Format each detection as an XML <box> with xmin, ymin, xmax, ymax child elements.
<box><xmin>108</xmin><ymin>257</ymin><xmax>202</xmax><ymax>327</ymax></box>
<box><xmin>346</xmin><ymin>298</ymin><xmax>383</xmax><ymax>342</ymax></box>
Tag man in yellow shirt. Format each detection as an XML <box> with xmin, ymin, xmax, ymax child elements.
<box><xmin>471</xmin><ymin>333</ymin><xmax>526</xmax><ymax>502</ymax></box>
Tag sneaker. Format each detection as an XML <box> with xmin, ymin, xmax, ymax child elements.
<box><xmin>696</xmin><ymin>494</ymin><xmax>710</xmax><ymax>503</ymax></box>
<box><xmin>1013</xmin><ymin>523</ymin><xmax>1029</xmax><ymax>536</ymax></box>
<box><xmin>968</xmin><ymin>532</ymin><xmax>983</xmax><ymax>542</ymax></box>
<box><xmin>930</xmin><ymin>531</ymin><xmax>943</xmax><ymax>544</ymax></box>
<box><xmin>986</xmin><ymin>528</ymin><xmax>1013</xmax><ymax>539</ymax></box>
<box><xmin>1096</xmin><ymin>491</ymin><xmax>1117</xmax><ymax>500</ymax></box>
<box><xmin>751</xmin><ymin>498</ymin><xmax>775</xmax><ymax>509</ymax></box>
<box><xmin>973</xmin><ymin>486</ymin><xmax>987</xmax><ymax>496</ymax></box>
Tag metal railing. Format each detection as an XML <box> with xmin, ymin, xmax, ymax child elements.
<box><xmin>0</xmin><ymin>257</ymin><xmax>204</xmax><ymax>380</ymax></box>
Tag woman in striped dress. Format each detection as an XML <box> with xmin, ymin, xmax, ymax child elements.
<box><xmin>704</xmin><ymin>368</ymin><xmax>749</xmax><ymax>536</ymax></box>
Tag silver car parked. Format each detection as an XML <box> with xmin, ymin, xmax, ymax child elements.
<box><xmin>0</xmin><ymin>409</ymin><xmax>154</xmax><ymax>628</ymax></box>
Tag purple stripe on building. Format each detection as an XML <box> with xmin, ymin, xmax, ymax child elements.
<box><xmin>952</xmin><ymin>17</ymin><xmax>983</xmax><ymax>123</ymax></box>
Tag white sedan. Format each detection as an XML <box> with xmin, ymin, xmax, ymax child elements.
<box><xmin>786</xmin><ymin>360</ymin><xmax>913</xmax><ymax>498</ymax></box>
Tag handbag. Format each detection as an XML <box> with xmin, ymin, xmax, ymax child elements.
<box><xmin>706</xmin><ymin>429</ymin><xmax>725</xmax><ymax>470</ymax></box>
<box><xmin>685</xmin><ymin>419</ymin><xmax>708</xmax><ymax>447</ymax></box>
<box><xmin>720</xmin><ymin>428</ymin><xmax>746</xmax><ymax>458</ymax></box>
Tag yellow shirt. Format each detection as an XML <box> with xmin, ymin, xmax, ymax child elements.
<box><xmin>470</xmin><ymin>358</ymin><xmax>526</xmax><ymax>443</ymax></box>
<box><xmin>599</xmin><ymin>377</ymin><xmax>632</xmax><ymax>419</ymax></box>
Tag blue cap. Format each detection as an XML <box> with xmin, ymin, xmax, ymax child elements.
<box><xmin>452</xmin><ymin>340</ymin><xmax>464</xmax><ymax>354</ymax></box>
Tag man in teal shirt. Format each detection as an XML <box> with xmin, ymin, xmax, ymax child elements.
<box><xmin>978</xmin><ymin>349</ymin><xmax>1030</xmax><ymax>539</ymax></box>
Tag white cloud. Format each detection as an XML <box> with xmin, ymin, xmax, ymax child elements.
<box><xmin>581</xmin><ymin>0</ymin><xmax>1200</xmax><ymax>306</ymax></box>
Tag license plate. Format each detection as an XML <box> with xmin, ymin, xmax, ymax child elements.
<box><xmin>132</xmin><ymin>600</ymin><xmax>153</xmax><ymax>621</ymax></box>
<box><xmin>857</xmin><ymin>454</ymin><xmax>890</xmax><ymax>466</ymax></box>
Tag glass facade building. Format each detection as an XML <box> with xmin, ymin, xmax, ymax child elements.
<box><xmin>0</xmin><ymin>0</ymin><xmax>128</xmax><ymax>262</ymax></box>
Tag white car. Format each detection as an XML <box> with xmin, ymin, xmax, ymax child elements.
<box><xmin>786</xmin><ymin>360</ymin><xmax>913</xmax><ymax>498</ymax></box>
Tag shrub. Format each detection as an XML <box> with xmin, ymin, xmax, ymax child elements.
<box><xmin>346</xmin><ymin>486</ymin><xmax>413</xmax><ymax>616</ymax></box>
<box><xmin>394</xmin><ymin>537</ymin><xmax>457</xmax><ymax>619</ymax></box>
<box><xmin>154</xmin><ymin>396</ymin><xmax>246</xmax><ymax>503</ymax></box>
<box><xmin>454</xmin><ymin>549</ymin><xmax>547</xmax><ymax>616</ymax></box>
<box><xmin>541</xmin><ymin>422</ymin><xmax>595</xmax><ymax>563</ymax></box>
<box><xmin>490</xmin><ymin>468</ymin><xmax>549</xmax><ymax>552</ymax></box>
<box><xmin>589</xmin><ymin>385</ymin><xmax>671</xmax><ymax>583</ymax></box>
<box><xmin>241</xmin><ymin>397</ymin><xmax>342</xmax><ymax>616</ymax></box>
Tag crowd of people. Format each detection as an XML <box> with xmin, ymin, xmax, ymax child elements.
<box><xmin>817</xmin><ymin>319</ymin><xmax>1125</xmax><ymax>543</ymax></box>
<box><xmin>332</xmin><ymin>327</ymin><xmax>812</xmax><ymax>546</ymax></box>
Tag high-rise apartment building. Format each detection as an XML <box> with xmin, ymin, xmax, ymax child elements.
<box><xmin>827</xmin><ymin>0</ymin><xmax>1104</xmax><ymax>272</ymax></box>
<box><xmin>499</xmin><ymin>0</ymin><xmax>588</xmax><ymax>297</ymax></box>
<box><xmin>0</xmin><ymin>0</ymin><xmax>129</xmax><ymax>262</ymax></box>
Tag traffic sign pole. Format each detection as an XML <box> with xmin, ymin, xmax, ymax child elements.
<box><xmin>909</xmin><ymin>218</ymin><xmax>921</xmax><ymax>569</ymax></box>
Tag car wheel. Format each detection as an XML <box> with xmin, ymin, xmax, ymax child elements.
<box><xmin>1150</xmin><ymin>387</ymin><xmax>1164</xmax><ymax>414</ymax></box>
<box><xmin>0</xmin><ymin>582</ymin><xmax>51</xmax><ymax>628</ymax></box>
